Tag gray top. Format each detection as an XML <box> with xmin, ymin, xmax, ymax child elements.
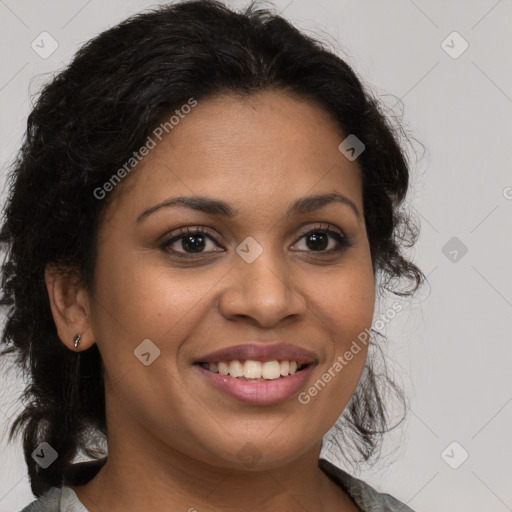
<box><xmin>20</xmin><ymin>458</ymin><xmax>414</xmax><ymax>512</ymax></box>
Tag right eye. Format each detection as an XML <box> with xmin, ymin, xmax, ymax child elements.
<box><xmin>160</xmin><ymin>226</ymin><xmax>225</xmax><ymax>257</ymax></box>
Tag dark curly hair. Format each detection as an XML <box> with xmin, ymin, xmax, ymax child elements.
<box><xmin>0</xmin><ymin>0</ymin><xmax>425</xmax><ymax>497</ymax></box>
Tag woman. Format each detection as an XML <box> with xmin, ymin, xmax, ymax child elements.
<box><xmin>0</xmin><ymin>1</ymin><xmax>425</xmax><ymax>510</ymax></box>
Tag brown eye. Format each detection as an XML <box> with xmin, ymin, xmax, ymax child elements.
<box><xmin>291</xmin><ymin>224</ymin><xmax>351</xmax><ymax>254</ymax></box>
<box><xmin>161</xmin><ymin>227</ymin><xmax>223</xmax><ymax>257</ymax></box>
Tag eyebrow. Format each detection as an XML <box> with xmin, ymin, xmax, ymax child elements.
<box><xmin>136</xmin><ymin>192</ymin><xmax>361</xmax><ymax>223</ymax></box>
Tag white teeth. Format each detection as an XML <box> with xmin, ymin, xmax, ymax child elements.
<box><xmin>229</xmin><ymin>360</ymin><xmax>244</xmax><ymax>378</ymax></box>
<box><xmin>203</xmin><ymin>359</ymin><xmax>305</xmax><ymax>380</ymax></box>
<box><xmin>244</xmin><ymin>360</ymin><xmax>262</xmax><ymax>379</ymax></box>
<box><xmin>261</xmin><ymin>361</ymin><xmax>281</xmax><ymax>379</ymax></box>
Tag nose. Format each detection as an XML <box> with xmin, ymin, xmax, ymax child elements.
<box><xmin>218</xmin><ymin>245</ymin><xmax>307</xmax><ymax>328</ymax></box>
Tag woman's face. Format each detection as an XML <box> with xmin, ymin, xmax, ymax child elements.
<box><xmin>88</xmin><ymin>90</ymin><xmax>375</xmax><ymax>470</ymax></box>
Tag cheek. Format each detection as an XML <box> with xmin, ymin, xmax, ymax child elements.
<box><xmin>299</xmin><ymin>260</ymin><xmax>374</xmax><ymax>411</ymax></box>
<box><xmin>309</xmin><ymin>261</ymin><xmax>375</xmax><ymax>346</ymax></box>
<box><xmin>92</xmin><ymin>247</ymin><xmax>213</xmax><ymax>334</ymax></box>
<box><xmin>89</xmin><ymin>246</ymin><xmax>228</xmax><ymax>379</ymax></box>
<box><xmin>89</xmin><ymin>251</ymin><xmax>220</xmax><ymax>431</ymax></box>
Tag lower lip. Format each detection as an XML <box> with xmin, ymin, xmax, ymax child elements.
<box><xmin>195</xmin><ymin>364</ymin><xmax>315</xmax><ymax>405</ymax></box>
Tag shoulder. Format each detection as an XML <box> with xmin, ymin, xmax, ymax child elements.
<box><xmin>318</xmin><ymin>458</ymin><xmax>415</xmax><ymax>512</ymax></box>
<box><xmin>19</xmin><ymin>487</ymin><xmax>61</xmax><ymax>512</ymax></box>
<box><xmin>19</xmin><ymin>486</ymin><xmax>86</xmax><ymax>512</ymax></box>
<box><xmin>19</xmin><ymin>459</ymin><xmax>104</xmax><ymax>511</ymax></box>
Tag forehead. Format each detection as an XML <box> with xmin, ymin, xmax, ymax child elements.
<box><xmin>104</xmin><ymin>90</ymin><xmax>363</xmax><ymax>222</ymax></box>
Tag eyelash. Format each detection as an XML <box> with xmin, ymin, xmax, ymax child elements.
<box><xmin>160</xmin><ymin>223</ymin><xmax>351</xmax><ymax>259</ymax></box>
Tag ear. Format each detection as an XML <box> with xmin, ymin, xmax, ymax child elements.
<box><xmin>44</xmin><ymin>264</ymin><xmax>95</xmax><ymax>352</ymax></box>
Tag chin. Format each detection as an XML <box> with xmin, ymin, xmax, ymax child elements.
<box><xmin>195</xmin><ymin>431</ymin><xmax>319</xmax><ymax>472</ymax></box>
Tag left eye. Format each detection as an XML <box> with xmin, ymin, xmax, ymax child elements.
<box><xmin>292</xmin><ymin>228</ymin><xmax>348</xmax><ymax>253</ymax></box>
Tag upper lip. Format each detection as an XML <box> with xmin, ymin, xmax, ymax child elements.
<box><xmin>194</xmin><ymin>342</ymin><xmax>318</xmax><ymax>365</ymax></box>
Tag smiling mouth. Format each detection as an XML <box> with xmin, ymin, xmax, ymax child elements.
<box><xmin>196</xmin><ymin>360</ymin><xmax>310</xmax><ymax>381</ymax></box>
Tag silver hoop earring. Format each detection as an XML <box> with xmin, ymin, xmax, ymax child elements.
<box><xmin>73</xmin><ymin>333</ymin><xmax>82</xmax><ymax>351</ymax></box>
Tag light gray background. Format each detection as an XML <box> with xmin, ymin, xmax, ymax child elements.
<box><xmin>0</xmin><ymin>1</ymin><xmax>511</xmax><ymax>511</ymax></box>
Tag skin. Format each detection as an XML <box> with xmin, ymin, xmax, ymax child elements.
<box><xmin>45</xmin><ymin>89</ymin><xmax>375</xmax><ymax>512</ymax></box>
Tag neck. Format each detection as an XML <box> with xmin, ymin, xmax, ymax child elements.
<box><xmin>71</xmin><ymin>429</ymin><xmax>355</xmax><ymax>512</ymax></box>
